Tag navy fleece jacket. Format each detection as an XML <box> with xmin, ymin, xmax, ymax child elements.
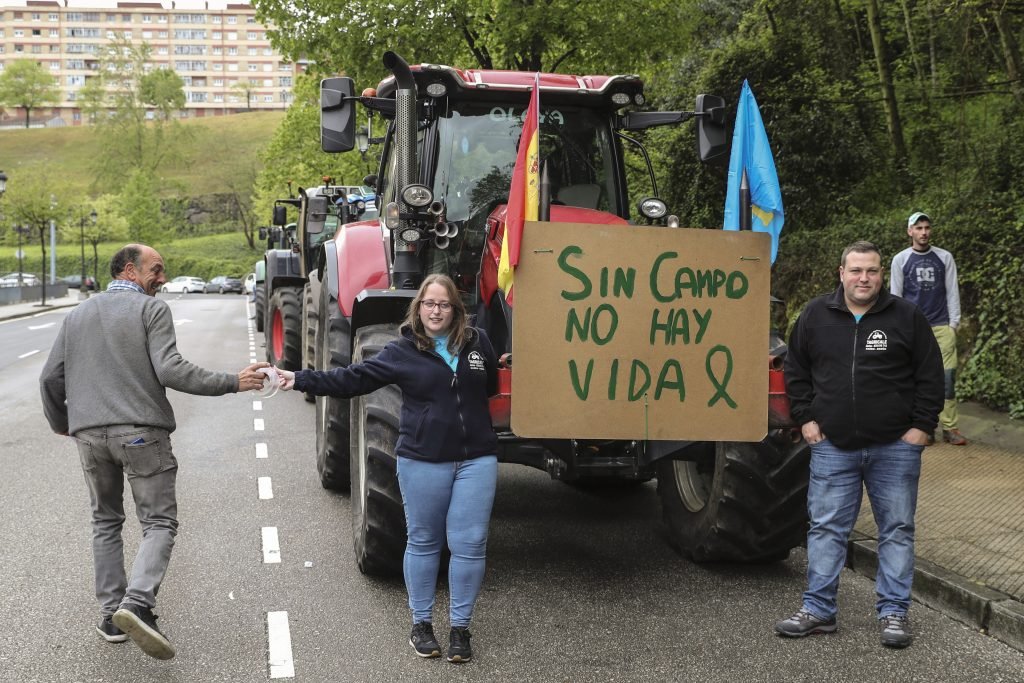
<box><xmin>294</xmin><ymin>326</ymin><xmax>498</xmax><ymax>462</ymax></box>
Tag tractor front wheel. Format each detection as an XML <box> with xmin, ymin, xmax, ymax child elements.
<box><xmin>349</xmin><ymin>324</ymin><xmax>405</xmax><ymax>576</ymax></box>
<box><xmin>656</xmin><ymin>437</ymin><xmax>810</xmax><ymax>562</ymax></box>
<box><xmin>267</xmin><ymin>287</ymin><xmax>302</xmax><ymax>370</ymax></box>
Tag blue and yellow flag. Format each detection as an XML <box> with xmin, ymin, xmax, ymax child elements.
<box><xmin>723</xmin><ymin>80</ymin><xmax>784</xmax><ymax>264</ymax></box>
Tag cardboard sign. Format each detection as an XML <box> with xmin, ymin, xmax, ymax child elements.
<box><xmin>511</xmin><ymin>222</ymin><xmax>770</xmax><ymax>441</ymax></box>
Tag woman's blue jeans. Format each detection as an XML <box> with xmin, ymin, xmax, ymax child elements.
<box><xmin>803</xmin><ymin>438</ymin><xmax>923</xmax><ymax>620</ymax></box>
<box><xmin>396</xmin><ymin>455</ymin><xmax>498</xmax><ymax>628</ymax></box>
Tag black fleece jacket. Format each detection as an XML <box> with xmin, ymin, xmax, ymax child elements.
<box><xmin>294</xmin><ymin>326</ymin><xmax>498</xmax><ymax>462</ymax></box>
<box><xmin>785</xmin><ymin>286</ymin><xmax>943</xmax><ymax>450</ymax></box>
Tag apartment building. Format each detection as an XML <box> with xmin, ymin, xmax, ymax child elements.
<box><xmin>0</xmin><ymin>0</ymin><xmax>300</xmax><ymax>126</ymax></box>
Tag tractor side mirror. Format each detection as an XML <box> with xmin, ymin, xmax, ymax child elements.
<box><xmin>321</xmin><ymin>77</ymin><xmax>356</xmax><ymax>153</ymax></box>
<box><xmin>272</xmin><ymin>205</ymin><xmax>287</xmax><ymax>227</ymax></box>
<box><xmin>305</xmin><ymin>196</ymin><xmax>329</xmax><ymax>234</ymax></box>
<box><xmin>696</xmin><ymin>94</ymin><xmax>727</xmax><ymax>162</ymax></box>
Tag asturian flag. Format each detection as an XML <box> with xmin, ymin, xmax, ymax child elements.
<box><xmin>498</xmin><ymin>73</ymin><xmax>540</xmax><ymax>298</ymax></box>
<box><xmin>723</xmin><ymin>80</ymin><xmax>785</xmax><ymax>264</ymax></box>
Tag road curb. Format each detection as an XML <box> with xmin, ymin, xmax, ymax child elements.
<box><xmin>847</xmin><ymin>538</ymin><xmax>1024</xmax><ymax>652</ymax></box>
<box><xmin>0</xmin><ymin>301</ymin><xmax>78</xmax><ymax>323</ymax></box>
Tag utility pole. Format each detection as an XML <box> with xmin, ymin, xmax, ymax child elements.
<box><xmin>49</xmin><ymin>194</ymin><xmax>57</xmax><ymax>285</ymax></box>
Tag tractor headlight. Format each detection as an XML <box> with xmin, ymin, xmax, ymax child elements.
<box><xmin>401</xmin><ymin>184</ymin><xmax>433</xmax><ymax>208</ymax></box>
<box><xmin>399</xmin><ymin>227</ymin><xmax>422</xmax><ymax>243</ymax></box>
<box><xmin>638</xmin><ymin>197</ymin><xmax>667</xmax><ymax>220</ymax></box>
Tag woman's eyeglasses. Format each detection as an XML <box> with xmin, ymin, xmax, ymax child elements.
<box><xmin>420</xmin><ymin>300</ymin><xmax>452</xmax><ymax>311</ymax></box>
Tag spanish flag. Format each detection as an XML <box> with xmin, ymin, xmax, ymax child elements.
<box><xmin>497</xmin><ymin>74</ymin><xmax>540</xmax><ymax>299</ymax></box>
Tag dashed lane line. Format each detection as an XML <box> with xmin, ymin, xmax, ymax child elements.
<box><xmin>256</xmin><ymin>443</ymin><xmax>268</xmax><ymax>459</ymax></box>
<box><xmin>267</xmin><ymin>611</ymin><xmax>295</xmax><ymax>678</ymax></box>
<box><xmin>261</xmin><ymin>526</ymin><xmax>281</xmax><ymax>564</ymax></box>
<box><xmin>258</xmin><ymin>477</ymin><xmax>274</xmax><ymax>500</ymax></box>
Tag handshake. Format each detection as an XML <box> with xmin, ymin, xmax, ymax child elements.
<box><xmin>237</xmin><ymin>363</ymin><xmax>297</xmax><ymax>397</ymax></box>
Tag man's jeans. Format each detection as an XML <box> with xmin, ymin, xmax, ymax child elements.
<box><xmin>803</xmin><ymin>438</ymin><xmax>923</xmax><ymax>620</ymax></box>
<box><xmin>396</xmin><ymin>455</ymin><xmax>497</xmax><ymax>628</ymax></box>
<box><xmin>74</xmin><ymin>425</ymin><xmax>179</xmax><ymax>616</ymax></box>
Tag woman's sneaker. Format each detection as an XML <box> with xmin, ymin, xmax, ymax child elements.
<box><xmin>774</xmin><ymin>607</ymin><xmax>837</xmax><ymax>637</ymax></box>
<box><xmin>409</xmin><ymin>622</ymin><xmax>441</xmax><ymax>658</ymax></box>
<box><xmin>112</xmin><ymin>604</ymin><xmax>175</xmax><ymax>660</ymax></box>
<box><xmin>447</xmin><ymin>627</ymin><xmax>472</xmax><ymax>663</ymax></box>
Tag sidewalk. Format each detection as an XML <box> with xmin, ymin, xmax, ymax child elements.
<box><xmin>851</xmin><ymin>403</ymin><xmax>1024</xmax><ymax>651</ymax></box>
<box><xmin>0</xmin><ymin>291</ymin><xmax>82</xmax><ymax>322</ymax></box>
<box><xmin>5</xmin><ymin>295</ymin><xmax>1023</xmax><ymax>649</ymax></box>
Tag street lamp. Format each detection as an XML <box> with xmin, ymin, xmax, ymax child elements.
<box><xmin>80</xmin><ymin>208</ymin><xmax>97</xmax><ymax>291</ymax></box>
<box><xmin>355</xmin><ymin>126</ymin><xmax>369</xmax><ymax>157</ymax></box>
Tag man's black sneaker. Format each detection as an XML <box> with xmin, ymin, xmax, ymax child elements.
<box><xmin>879</xmin><ymin>613</ymin><xmax>913</xmax><ymax>648</ymax></box>
<box><xmin>774</xmin><ymin>608</ymin><xmax>838</xmax><ymax>637</ymax></box>
<box><xmin>409</xmin><ymin>622</ymin><xmax>441</xmax><ymax>658</ymax></box>
<box><xmin>447</xmin><ymin>626</ymin><xmax>472</xmax><ymax>663</ymax></box>
<box><xmin>112</xmin><ymin>604</ymin><xmax>175</xmax><ymax>660</ymax></box>
<box><xmin>96</xmin><ymin>616</ymin><xmax>129</xmax><ymax>643</ymax></box>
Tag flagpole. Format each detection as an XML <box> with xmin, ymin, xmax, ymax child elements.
<box><xmin>739</xmin><ymin>168</ymin><xmax>751</xmax><ymax>231</ymax></box>
<box><xmin>539</xmin><ymin>160</ymin><xmax>551</xmax><ymax>222</ymax></box>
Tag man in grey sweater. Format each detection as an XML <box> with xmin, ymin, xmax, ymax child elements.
<box><xmin>40</xmin><ymin>243</ymin><xmax>268</xmax><ymax>660</ymax></box>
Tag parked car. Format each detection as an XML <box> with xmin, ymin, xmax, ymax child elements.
<box><xmin>160</xmin><ymin>276</ymin><xmax>207</xmax><ymax>294</ymax></box>
<box><xmin>204</xmin><ymin>275</ymin><xmax>244</xmax><ymax>294</ymax></box>
<box><xmin>244</xmin><ymin>272</ymin><xmax>256</xmax><ymax>295</ymax></box>
<box><xmin>0</xmin><ymin>272</ymin><xmax>42</xmax><ymax>287</ymax></box>
<box><xmin>61</xmin><ymin>274</ymin><xmax>99</xmax><ymax>291</ymax></box>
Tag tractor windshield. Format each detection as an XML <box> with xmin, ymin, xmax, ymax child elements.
<box><xmin>424</xmin><ymin>100</ymin><xmax>621</xmax><ymax>296</ymax></box>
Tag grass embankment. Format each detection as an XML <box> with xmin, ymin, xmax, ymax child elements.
<box><xmin>0</xmin><ymin>111</ymin><xmax>283</xmax><ymax>196</ymax></box>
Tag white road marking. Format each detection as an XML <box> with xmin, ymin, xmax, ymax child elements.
<box><xmin>253</xmin><ymin>400</ymin><xmax>263</xmax><ymax>411</ymax></box>
<box><xmin>174</xmin><ymin>319</ymin><xmax>192</xmax><ymax>326</ymax></box>
<box><xmin>254</xmin><ymin>418</ymin><xmax>265</xmax><ymax>431</ymax></box>
<box><xmin>262</xmin><ymin>526</ymin><xmax>281</xmax><ymax>564</ymax></box>
<box><xmin>258</xmin><ymin>477</ymin><xmax>274</xmax><ymax>500</ymax></box>
<box><xmin>250</xmin><ymin>356</ymin><xmax>258</xmax><ymax>363</ymax></box>
<box><xmin>18</xmin><ymin>349</ymin><xmax>40</xmax><ymax>359</ymax></box>
<box><xmin>267</xmin><ymin>611</ymin><xmax>295</xmax><ymax>678</ymax></box>
<box><xmin>28</xmin><ymin>322</ymin><xmax>55</xmax><ymax>330</ymax></box>
<box><xmin>255</xmin><ymin>443</ymin><xmax>268</xmax><ymax>459</ymax></box>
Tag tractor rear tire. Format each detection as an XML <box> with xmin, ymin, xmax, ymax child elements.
<box><xmin>267</xmin><ymin>287</ymin><xmax>303</xmax><ymax>371</ymax></box>
<box><xmin>656</xmin><ymin>437</ymin><xmax>810</xmax><ymax>563</ymax></box>
<box><xmin>315</xmin><ymin>284</ymin><xmax>351</xmax><ymax>491</ymax></box>
<box><xmin>349</xmin><ymin>324</ymin><xmax>405</xmax><ymax>576</ymax></box>
<box><xmin>301</xmin><ymin>283</ymin><xmax>316</xmax><ymax>403</ymax></box>
<box><xmin>254</xmin><ymin>284</ymin><xmax>266</xmax><ymax>332</ymax></box>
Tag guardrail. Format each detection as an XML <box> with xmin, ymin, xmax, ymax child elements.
<box><xmin>0</xmin><ymin>283</ymin><xmax>70</xmax><ymax>306</ymax></box>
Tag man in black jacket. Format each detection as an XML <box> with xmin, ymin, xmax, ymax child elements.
<box><xmin>774</xmin><ymin>240</ymin><xmax>943</xmax><ymax>649</ymax></box>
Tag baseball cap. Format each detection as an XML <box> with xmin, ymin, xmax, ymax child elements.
<box><xmin>908</xmin><ymin>211</ymin><xmax>930</xmax><ymax>227</ymax></box>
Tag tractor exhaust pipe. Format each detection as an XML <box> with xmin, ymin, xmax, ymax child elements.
<box><xmin>383</xmin><ymin>51</ymin><xmax>421</xmax><ymax>289</ymax></box>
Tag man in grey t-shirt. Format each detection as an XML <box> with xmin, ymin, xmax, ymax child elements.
<box><xmin>40</xmin><ymin>244</ymin><xmax>268</xmax><ymax>659</ymax></box>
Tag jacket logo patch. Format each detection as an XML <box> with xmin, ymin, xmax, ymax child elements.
<box><xmin>468</xmin><ymin>350</ymin><xmax>486</xmax><ymax>371</ymax></box>
<box><xmin>865</xmin><ymin>330</ymin><xmax>888</xmax><ymax>351</ymax></box>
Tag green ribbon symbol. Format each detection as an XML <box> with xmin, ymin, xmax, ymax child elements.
<box><xmin>705</xmin><ymin>344</ymin><xmax>736</xmax><ymax>408</ymax></box>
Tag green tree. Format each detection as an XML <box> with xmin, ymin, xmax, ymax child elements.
<box><xmin>0</xmin><ymin>59</ymin><xmax>60</xmax><ymax>128</ymax></box>
<box><xmin>117</xmin><ymin>169</ymin><xmax>165</xmax><ymax>244</ymax></box>
<box><xmin>80</xmin><ymin>38</ymin><xmax>190</xmax><ymax>187</ymax></box>
<box><xmin>231</xmin><ymin>79</ymin><xmax>257</xmax><ymax>112</ymax></box>
<box><xmin>0</xmin><ymin>166</ymin><xmax>62</xmax><ymax>302</ymax></box>
<box><xmin>251</xmin><ymin>0</ymin><xmax>689</xmax><ymax>82</ymax></box>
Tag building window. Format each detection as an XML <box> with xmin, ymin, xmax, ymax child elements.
<box><xmin>158</xmin><ymin>31</ymin><xmax>168</xmax><ymax>38</ymax></box>
<box><xmin>227</xmin><ymin>15</ymin><xmax>237</xmax><ymax>24</ymax></box>
<box><xmin>49</xmin><ymin>13</ymin><xmax>58</xmax><ymax>21</ymax></box>
<box><xmin>31</xmin><ymin>12</ymin><xmax>40</xmax><ymax>20</ymax></box>
<box><xmin>143</xmin><ymin>31</ymin><xmax>153</xmax><ymax>39</ymax></box>
<box><xmin>213</xmin><ymin>78</ymin><xmax>223</xmax><ymax>86</ymax></box>
<box><xmin>157</xmin><ymin>46</ymin><xmax>168</xmax><ymax>55</ymax></box>
<box><xmin>213</xmin><ymin>31</ymin><xmax>222</xmax><ymax>39</ymax></box>
<box><xmin>212</xmin><ymin>15</ymin><xmax>222</xmax><ymax>24</ymax></box>
<box><xmin>228</xmin><ymin>46</ymin><xmax>237</xmax><ymax>55</ymax></box>
<box><xmin>262</xmin><ymin>63</ymin><xmax>272</xmax><ymax>72</ymax></box>
<box><xmin>279</xmin><ymin>77</ymin><xmax>292</xmax><ymax>87</ymax></box>
<box><xmin>158</xmin><ymin>15</ymin><xmax>167</xmax><ymax>23</ymax></box>
<box><xmin>49</xmin><ymin>29</ymin><xmax>59</xmax><ymax>37</ymax></box>
<box><xmin>263</xmin><ymin>94</ymin><xmax>273</xmax><ymax>102</ymax></box>
<box><xmin>32</xmin><ymin>29</ymin><xmax>42</xmax><ymax>36</ymax></box>
<box><xmin>247</xmin><ymin>31</ymin><xmax>257</xmax><ymax>40</ymax></box>
<box><xmin>227</xmin><ymin>32</ymin><xmax>237</xmax><ymax>40</ymax></box>
<box><xmin>143</xmin><ymin>15</ymin><xmax>152</xmax><ymax>23</ymax></box>
<box><xmin>14</xmin><ymin>30</ymin><xmax>24</xmax><ymax>38</ymax></box>
<box><xmin>213</xmin><ymin>63</ymin><xmax>223</xmax><ymax>71</ymax></box>
<box><xmin>247</xmin><ymin>48</ymin><xmax>257</xmax><ymax>56</ymax></box>
<box><xmin>263</xmin><ymin>48</ymin><xmax>273</xmax><ymax>56</ymax></box>
<box><xmin>214</xmin><ymin>94</ymin><xmax>223</xmax><ymax>102</ymax></box>
<box><xmin>227</xmin><ymin>63</ymin><xmax>238</xmax><ymax>72</ymax></box>
<box><xmin>246</xmin><ymin>16</ymin><xmax>256</xmax><ymax>24</ymax></box>
<box><xmin>248</xmin><ymin>64</ymin><xmax>258</xmax><ymax>72</ymax></box>
<box><xmin>262</xmin><ymin>78</ymin><xmax>272</xmax><ymax>87</ymax></box>
<box><xmin>213</xmin><ymin>47</ymin><xmax>222</xmax><ymax>55</ymax></box>
<box><xmin>49</xmin><ymin>61</ymin><xmax>60</xmax><ymax>70</ymax></box>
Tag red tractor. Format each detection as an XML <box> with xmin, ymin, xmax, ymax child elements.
<box><xmin>310</xmin><ymin>52</ymin><xmax>809</xmax><ymax>575</ymax></box>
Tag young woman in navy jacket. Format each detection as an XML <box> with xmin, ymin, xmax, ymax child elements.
<box><xmin>277</xmin><ymin>274</ymin><xmax>498</xmax><ymax>664</ymax></box>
